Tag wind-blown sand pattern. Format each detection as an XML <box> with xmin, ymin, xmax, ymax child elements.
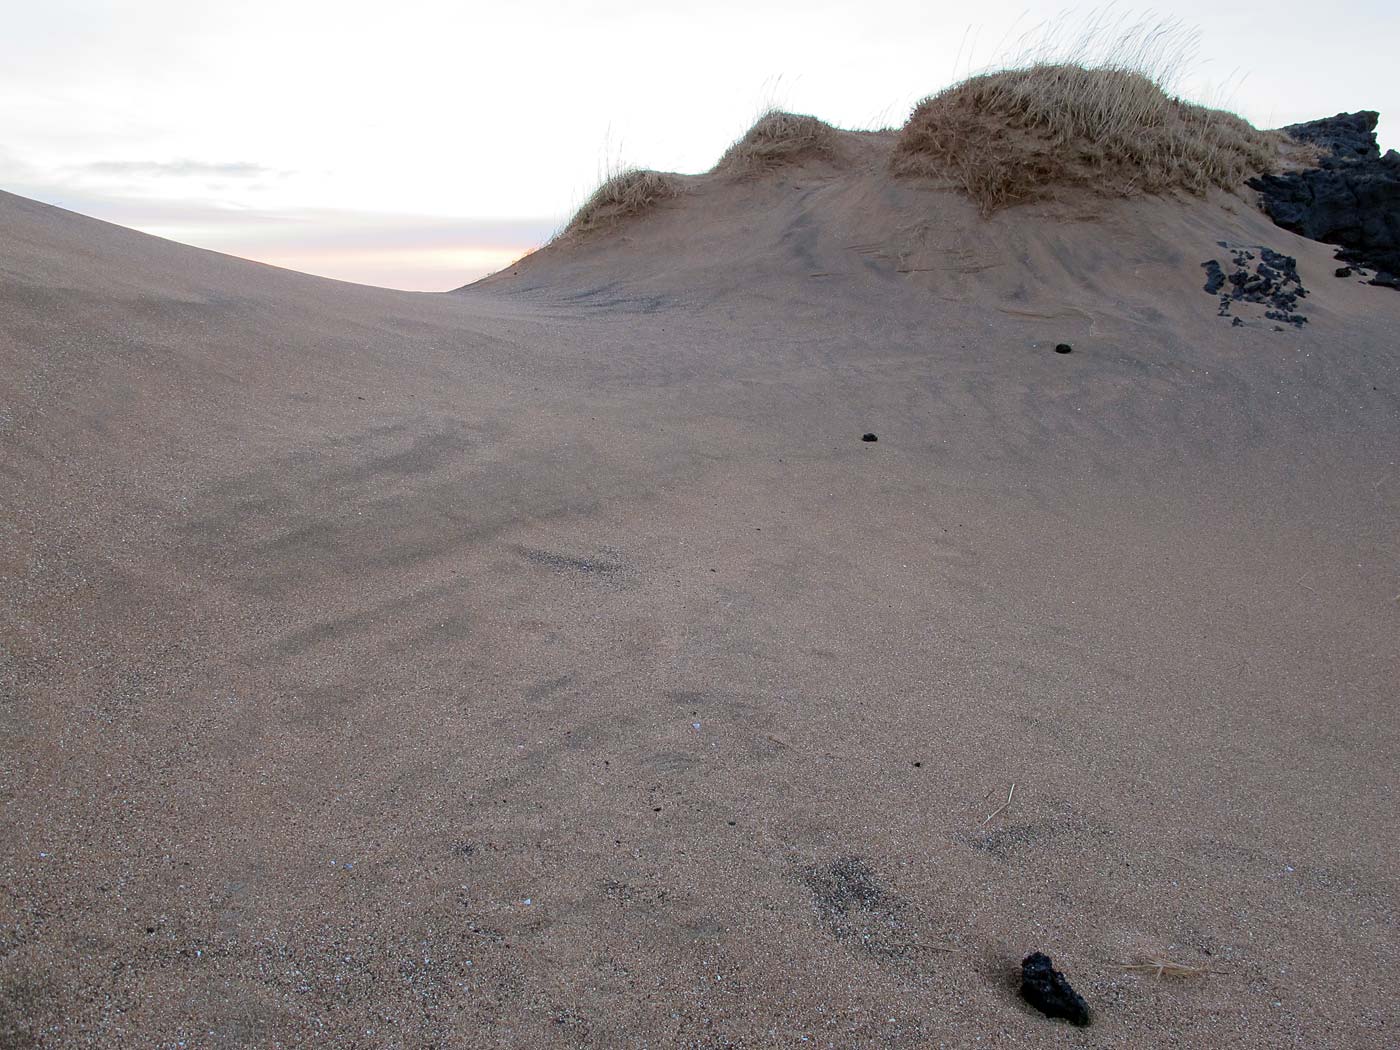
<box><xmin>2</xmin><ymin>108</ymin><xmax>1398</xmax><ymax>1047</ymax></box>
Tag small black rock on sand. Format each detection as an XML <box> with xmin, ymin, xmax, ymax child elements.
<box><xmin>1021</xmin><ymin>951</ymin><xmax>1091</xmax><ymax>1026</ymax></box>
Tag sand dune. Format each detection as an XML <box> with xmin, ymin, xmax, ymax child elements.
<box><xmin>2</xmin><ymin>114</ymin><xmax>1398</xmax><ymax>1049</ymax></box>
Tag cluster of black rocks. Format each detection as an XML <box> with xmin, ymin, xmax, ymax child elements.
<box><xmin>1249</xmin><ymin>111</ymin><xmax>1400</xmax><ymax>289</ymax></box>
<box><xmin>1201</xmin><ymin>242</ymin><xmax>1309</xmax><ymax>327</ymax></box>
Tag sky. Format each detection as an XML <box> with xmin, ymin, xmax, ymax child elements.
<box><xmin>3</xmin><ymin>1</ymin><xmax>1397</xmax><ymax>292</ymax></box>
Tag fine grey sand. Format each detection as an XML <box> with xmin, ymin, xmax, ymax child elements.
<box><xmin>2</xmin><ymin>123</ymin><xmax>1398</xmax><ymax>1048</ymax></box>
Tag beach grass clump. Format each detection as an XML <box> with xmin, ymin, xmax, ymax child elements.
<box><xmin>892</xmin><ymin>19</ymin><xmax>1280</xmax><ymax>212</ymax></box>
<box><xmin>713</xmin><ymin>110</ymin><xmax>837</xmax><ymax>175</ymax></box>
<box><xmin>564</xmin><ymin>168</ymin><xmax>680</xmax><ymax>235</ymax></box>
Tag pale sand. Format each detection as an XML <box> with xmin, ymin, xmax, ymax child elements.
<box><xmin>2</xmin><ymin>131</ymin><xmax>1398</xmax><ymax>1047</ymax></box>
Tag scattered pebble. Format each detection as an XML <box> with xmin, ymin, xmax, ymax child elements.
<box><xmin>861</xmin><ymin>433</ymin><xmax>878</xmax><ymax>442</ymax></box>
<box><xmin>1054</xmin><ymin>343</ymin><xmax>1073</xmax><ymax>354</ymax></box>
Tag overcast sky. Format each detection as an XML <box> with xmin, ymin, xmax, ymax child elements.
<box><xmin>3</xmin><ymin>1</ymin><xmax>1396</xmax><ymax>291</ymax></box>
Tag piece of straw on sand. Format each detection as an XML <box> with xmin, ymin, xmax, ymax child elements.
<box><xmin>1120</xmin><ymin>957</ymin><xmax>1227</xmax><ymax>978</ymax></box>
<box><xmin>981</xmin><ymin>783</ymin><xmax>1016</xmax><ymax>826</ymax></box>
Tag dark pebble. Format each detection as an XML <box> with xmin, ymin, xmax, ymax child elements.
<box><xmin>1021</xmin><ymin>952</ymin><xmax>1090</xmax><ymax>1026</ymax></box>
<box><xmin>1335</xmin><ymin>266</ymin><xmax>1353</xmax><ymax>278</ymax></box>
<box><xmin>861</xmin><ymin>433</ymin><xmax>878</xmax><ymax>442</ymax></box>
<box><xmin>1054</xmin><ymin>344</ymin><xmax>1072</xmax><ymax>354</ymax></box>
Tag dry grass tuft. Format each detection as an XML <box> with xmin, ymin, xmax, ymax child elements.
<box><xmin>714</xmin><ymin>110</ymin><xmax>837</xmax><ymax>175</ymax></box>
<box><xmin>563</xmin><ymin>168</ymin><xmax>680</xmax><ymax>236</ymax></box>
<box><xmin>892</xmin><ymin>20</ymin><xmax>1281</xmax><ymax>213</ymax></box>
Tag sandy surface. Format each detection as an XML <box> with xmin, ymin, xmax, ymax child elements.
<box><xmin>2</xmin><ymin>132</ymin><xmax>1398</xmax><ymax>1048</ymax></box>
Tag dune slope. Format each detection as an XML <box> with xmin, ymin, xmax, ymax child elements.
<box><xmin>2</xmin><ymin>145</ymin><xmax>1399</xmax><ymax>1050</ymax></box>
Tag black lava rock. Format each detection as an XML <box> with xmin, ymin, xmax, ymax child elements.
<box><xmin>1200</xmin><ymin>242</ymin><xmax>1309</xmax><ymax>327</ymax></box>
<box><xmin>1021</xmin><ymin>952</ymin><xmax>1090</xmax><ymax>1026</ymax></box>
<box><xmin>861</xmin><ymin>433</ymin><xmax>878</xmax><ymax>442</ymax></box>
<box><xmin>1201</xmin><ymin>260</ymin><xmax>1226</xmax><ymax>294</ymax></box>
<box><xmin>1281</xmin><ymin>110</ymin><xmax>1381</xmax><ymax>160</ymax></box>
<box><xmin>1248</xmin><ymin>111</ymin><xmax>1400</xmax><ymax>288</ymax></box>
<box><xmin>1054</xmin><ymin>343</ymin><xmax>1073</xmax><ymax>354</ymax></box>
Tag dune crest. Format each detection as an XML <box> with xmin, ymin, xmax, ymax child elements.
<box><xmin>554</xmin><ymin>49</ymin><xmax>1293</xmax><ymax>251</ymax></box>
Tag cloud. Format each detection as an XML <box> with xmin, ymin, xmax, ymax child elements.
<box><xmin>0</xmin><ymin>146</ymin><xmax>40</xmax><ymax>181</ymax></box>
<box><xmin>80</xmin><ymin>159</ymin><xmax>274</xmax><ymax>178</ymax></box>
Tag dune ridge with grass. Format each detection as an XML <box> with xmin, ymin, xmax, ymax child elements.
<box><xmin>554</xmin><ymin>21</ymin><xmax>1288</xmax><ymax>240</ymax></box>
<box><xmin>891</xmin><ymin>64</ymin><xmax>1282</xmax><ymax>213</ymax></box>
<box><xmin>495</xmin><ymin>58</ymin><xmax>1303</xmax><ymax>332</ymax></box>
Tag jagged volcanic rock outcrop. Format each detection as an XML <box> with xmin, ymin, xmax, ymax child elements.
<box><xmin>1249</xmin><ymin>111</ymin><xmax>1400</xmax><ymax>288</ymax></box>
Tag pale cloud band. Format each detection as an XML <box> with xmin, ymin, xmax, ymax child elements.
<box><xmin>5</xmin><ymin>174</ymin><xmax>556</xmax><ymax>291</ymax></box>
<box><xmin>80</xmin><ymin>159</ymin><xmax>275</xmax><ymax>178</ymax></box>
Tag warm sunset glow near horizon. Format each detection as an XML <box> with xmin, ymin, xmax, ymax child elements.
<box><xmin>4</xmin><ymin>0</ymin><xmax>1397</xmax><ymax>291</ymax></box>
